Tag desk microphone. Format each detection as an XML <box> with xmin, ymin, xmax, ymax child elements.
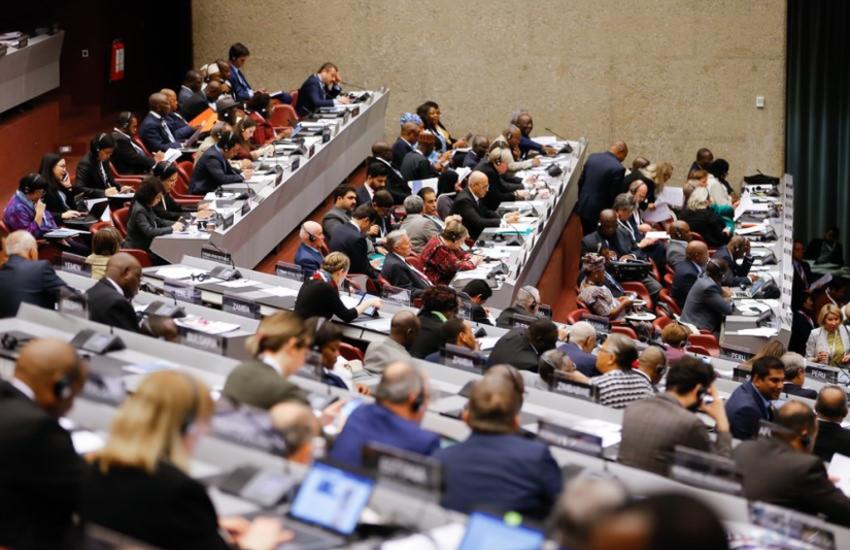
<box><xmin>340</xmin><ymin>80</ymin><xmax>368</xmax><ymax>91</ymax></box>
<box><xmin>206</xmin><ymin>240</ymin><xmax>240</xmax><ymax>273</ymax></box>
<box><xmin>543</xmin><ymin>127</ymin><xmax>574</xmax><ymax>154</ymax></box>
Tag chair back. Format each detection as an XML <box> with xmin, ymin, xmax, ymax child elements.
<box><xmin>111</xmin><ymin>206</ymin><xmax>131</xmax><ymax>237</ymax></box>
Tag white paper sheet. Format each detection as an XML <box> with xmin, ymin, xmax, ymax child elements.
<box><xmin>260</xmin><ymin>286</ymin><xmax>299</xmax><ymax>297</ymax></box>
<box><xmin>71</xmin><ymin>431</ymin><xmax>106</xmax><ymax>455</ymax></box>
<box><xmin>657</xmin><ymin>186</ymin><xmax>684</xmax><ymax>208</ymax></box>
<box><xmin>828</xmin><ymin>453</ymin><xmax>850</xmax><ymax>496</ymax></box>
<box><xmin>477</xmin><ymin>336</ymin><xmax>500</xmax><ymax>350</ymax></box>
<box><xmin>642</xmin><ymin>202</ymin><xmax>672</xmax><ymax>223</ymax></box>
<box><xmin>645</xmin><ymin>231</ymin><xmax>671</xmax><ymax>240</ymax></box>
<box><xmin>174</xmin><ymin>317</ymin><xmax>241</xmax><ymax>334</ymax></box>
<box><xmin>156</xmin><ymin>266</ymin><xmax>207</xmax><ymax>280</ymax></box>
<box><xmin>218</xmin><ymin>279</ymin><xmax>259</xmax><ymax>288</ymax></box>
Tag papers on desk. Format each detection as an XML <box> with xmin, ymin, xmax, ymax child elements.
<box><xmin>43</xmin><ymin>228</ymin><xmax>85</xmax><ymax>238</ymax></box>
<box><xmin>734</xmin><ymin>193</ymin><xmax>770</xmax><ymax>221</ymax></box>
<box><xmin>71</xmin><ymin>431</ymin><xmax>106</xmax><ymax>455</ymax></box>
<box><xmin>156</xmin><ymin>266</ymin><xmax>208</xmax><ymax>280</ymax></box>
<box><xmin>476</xmin><ymin>336</ymin><xmax>500</xmax><ymax>351</ymax></box>
<box><xmin>573</xmin><ymin>419</ymin><xmax>621</xmax><ymax>447</ymax></box>
<box><xmin>477</xmin><ymin>248</ymin><xmax>513</xmax><ymax>260</ymax></box>
<box><xmin>111</xmin><ymin>193</ymin><xmax>135</xmax><ymax>200</ymax></box>
<box><xmin>531</xmin><ymin>135</ymin><xmax>558</xmax><ymax>146</ymax></box>
<box><xmin>380</xmin><ymin>523</ymin><xmax>466</xmax><ymax>550</ymax></box>
<box><xmin>497</xmin><ymin>222</ymin><xmax>535</xmax><ymax>234</ymax></box>
<box><xmin>408</xmin><ymin>177</ymin><xmax>438</xmax><ymax>194</ymax></box>
<box><xmin>656</xmin><ymin>186</ymin><xmax>684</xmax><ymax>209</ymax></box>
<box><xmin>735</xmin><ymin>327</ymin><xmax>779</xmax><ymax>338</ymax></box>
<box><xmin>642</xmin><ymin>202</ymin><xmax>672</xmax><ymax>223</ymax></box>
<box><xmin>828</xmin><ymin>453</ymin><xmax>850</xmax><ymax>497</ymax></box>
<box><xmin>218</xmin><ymin>279</ymin><xmax>259</xmax><ymax>288</ymax></box>
<box><xmin>735</xmin><ymin>222</ymin><xmax>770</xmax><ymax>236</ymax></box>
<box><xmin>645</xmin><ymin>231</ymin><xmax>670</xmax><ymax>240</ymax></box>
<box><xmin>260</xmin><ymin>286</ymin><xmax>299</xmax><ymax>297</ymax></box>
<box><xmin>809</xmin><ymin>274</ymin><xmax>832</xmax><ymax>291</ymax></box>
<box><xmin>453</xmin><ymin>167</ymin><xmax>471</xmax><ymax>183</ymax></box>
<box><xmin>174</xmin><ymin>316</ymin><xmax>241</xmax><ymax>335</ymax></box>
<box><xmin>162</xmin><ymin>148</ymin><xmax>181</xmax><ymax>164</ymax></box>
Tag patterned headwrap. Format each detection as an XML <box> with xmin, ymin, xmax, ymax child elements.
<box><xmin>582</xmin><ymin>253</ymin><xmax>607</xmax><ymax>274</ymax></box>
<box><xmin>400</xmin><ymin>112</ymin><xmax>423</xmax><ymax>126</ymax></box>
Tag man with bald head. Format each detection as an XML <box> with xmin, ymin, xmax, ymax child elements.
<box><xmin>139</xmin><ymin>92</ymin><xmax>182</xmax><ymax>152</ymax></box>
<box><xmin>514</xmin><ymin>112</ymin><xmax>557</xmax><ymax>157</ymax></box>
<box><xmin>451</xmin><ymin>170</ymin><xmax>521</xmax><ymax>240</ymax></box>
<box><xmin>330</xmin><ymin>361</ymin><xmax>439</xmax><ymax>466</ymax></box>
<box><xmin>179</xmin><ymin>68</ymin><xmax>203</xmax><ymax>106</ymax></box>
<box><xmin>364</xmin><ymin>310</ymin><xmax>421</xmax><ymax>374</ymax></box>
<box><xmin>294</xmin><ymin>221</ymin><xmax>325</xmax><ymax>278</ymax></box>
<box><xmin>813</xmin><ymin>385</ymin><xmax>850</xmax><ymax>462</ymax></box>
<box><xmin>0</xmin><ymin>230</ymin><xmax>69</xmax><ymax>318</ymax></box>
<box><xmin>0</xmin><ymin>339</ymin><xmax>87</xmax><ymax>547</ymax></box>
<box><xmin>691</xmin><ymin>147</ymin><xmax>714</xmax><ymax>173</ymax></box>
<box><xmin>270</xmin><ymin>401</ymin><xmax>321</xmax><ymax>465</ymax></box>
<box><xmin>392</xmin><ymin>121</ymin><xmax>421</xmax><ymax>170</ymax></box>
<box><xmin>576</xmin><ymin>140</ymin><xmax>629</xmax><ymax>235</ymax></box>
<box><xmin>160</xmin><ymin>88</ymin><xmax>196</xmax><ymax>141</ymax></box>
<box><xmin>85</xmin><ymin>252</ymin><xmax>142</xmax><ymax>332</ymax></box>
<box><xmin>713</xmin><ymin>235</ymin><xmax>756</xmax><ymax>287</ymax></box>
<box><xmin>434</xmin><ymin>372</ymin><xmax>562</xmax><ymax>518</ymax></box>
<box><xmin>666</xmin><ymin>220</ymin><xmax>691</xmax><ymax>268</ymax></box>
<box><xmin>672</xmin><ymin>240</ymin><xmax>709</xmax><ymax>308</ymax></box>
<box><xmin>371</xmin><ymin>141</ymin><xmax>408</xmax><ymax>203</ymax></box>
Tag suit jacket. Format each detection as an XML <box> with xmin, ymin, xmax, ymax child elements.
<box><xmin>391</xmin><ymin>137</ymin><xmax>415</xmax><ymax>170</ymax></box>
<box><xmin>153</xmin><ymin>193</ymin><xmax>186</xmax><ymax>222</ymax></box>
<box><xmin>81</xmin><ymin>460</ymin><xmax>229</xmax><ymax>550</ymax></box>
<box><xmin>178</xmin><ymin>85</ymin><xmax>194</xmax><ymax>106</ymax></box>
<box><xmin>329</xmin><ymin>403</ymin><xmax>440</xmax><ymax>467</ymax></box>
<box><xmin>470</xmin><ymin>303</ymin><xmax>491</xmax><ymax>325</ymax></box>
<box><xmin>581</xmin><ymin>227</ymin><xmax>641</xmax><ymax>260</ymax></box>
<box><xmin>474</xmin><ymin>159</ymin><xmax>524</xmax><ymax>211</ymax></box>
<box><xmin>165</xmin><ymin>112</ymin><xmax>195</xmax><ymax>141</ymax></box>
<box><xmin>725</xmin><ymin>381</ymin><xmax>773</xmax><ymax>440</ymax></box>
<box><xmin>806</xmin><ymin>238</ymin><xmax>844</xmax><ymax>266</ymax></box>
<box><xmin>123</xmin><ymin>202</ymin><xmax>173</xmax><ymax>250</ymax></box>
<box><xmin>463</xmin><ymin>151</ymin><xmax>481</xmax><ymax>169</ymax></box>
<box><xmin>495</xmin><ymin>305</ymin><xmax>536</xmax><ymax>329</ymax></box>
<box><xmin>222</xmin><ymin>358</ymin><xmax>308</xmax><ymax>409</ymax></box>
<box><xmin>666</xmin><ymin>239</ymin><xmax>687</xmax><ymax>268</ymax></box>
<box><xmin>680</xmin><ymin>208</ymin><xmax>728</xmax><ymax>248</ymax></box>
<box><xmin>409</xmin><ymin>311</ymin><xmax>446</xmax><ymax>359</ymax></box>
<box><xmin>329</xmin><ymin>222</ymin><xmax>375</xmax><ymax>277</ymax></box>
<box><xmin>618</xmin><ymin>392</ymin><xmax>732</xmax><ymax>476</ymax></box>
<box><xmin>363</xmin><ymin>337</ymin><xmax>412</xmax><ymax>374</ymax></box>
<box><xmin>0</xmin><ymin>255</ymin><xmax>68</xmax><ymax>318</ymax></box>
<box><xmin>180</xmin><ymin>91</ymin><xmax>211</xmax><ymax>121</ymax></box>
<box><xmin>372</xmin><ymin>156</ymin><xmax>408</xmax><ymax>203</ymax></box>
<box><xmin>713</xmin><ymin>246</ymin><xmax>753</xmax><ymax>287</ymax></box>
<box><xmin>789</xmin><ymin>310</ymin><xmax>816</xmax><ymax>355</ymax></box>
<box><xmin>111</xmin><ymin>131</ymin><xmax>155</xmax><ymax>174</ymax></box>
<box><xmin>229</xmin><ymin>65</ymin><xmax>254</xmax><ymax>101</ymax></box>
<box><xmin>321</xmin><ymin>206</ymin><xmax>350</xmax><ymax>239</ymax></box>
<box><xmin>381</xmin><ymin>253</ymin><xmax>431</xmax><ymax>292</ymax></box>
<box><xmin>400</xmin><ymin>150</ymin><xmax>437</xmax><ymax>182</ymax></box>
<box><xmin>296</xmin><ymin>74</ymin><xmax>337</xmax><ymax>117</ymax></box>
<box><xmin>401</xmin><ymin>213</ymin><xmax>443</xmax><ymax>253</ymax></box>
<box><xmin>814</xmin><ymin>420</ymin><xmax>850</xmax><ymax>463</ymax></box>
<box><xmin>488</xmin><ymin>328</ymin><xmax>545</xmax><ymax>372</ymax></box>
<box><xmin>680</xmin><ymin>274</ymin><xmax>733</xmax><ymax>335</ymax></box>
<box><xmin>139</xmin><ymin>111</ymin><xmax>181</xmax><ymax>152</ymax></box>
<box><xmin>783</xmin><ymin>382</ymin><xmax>817</xmax><ymax>400</ymax></box>
<box><xmin>575</xmin><ymin>151</ymin><xmax>625</xmax><ymax>224</ymax></box>
<box><xmin>44</xmin><ymin>185</ymin><xmax>79</xmax><ymax>220</ymax></box>
<box><xmin>293</xmin><ymin>279</ymin><xmax>359</xmax><ymax>323</ymax></box>
<box><xmin>671</xmin><ymin>260</ymin><xmax>702</xmax><ymax>308</ymax></box>
<box><xmin>85</xmin><ymin>277</ymin><xmax>139</xmax><ymax>332</ymax></box>
<box><xmin>355</xmin><ymin>185</ymin><xmax>374</xmax><ymax>206</ymax></box>
<box><xmin>294</xmin><ymin>243</ymin><xmax>324</xmax><ymax>279</ymax></box>
<box><xmin>434</xmin><ymin>432</ymin><xmax>562</xmax><ymax>519</ymax></box>
<box><xmin>734</xmin><ymin>437</ymin><xmax>850</xmax><ymax>527</ymax></box>
<box><xmin>188</xmin><ymin>146</ymin><xmax>244</xmax><ymax>195</ymax></box>
<box><xmin>558</xmin><ymin>341</ymin><xmax>599</xmax><ymax>377</ymax></box>
<box><xmin>450</xmin><ymin>188</ymin><xmax>500</xmax><ymax>240</ymax></box>
<box><xmin>0</xmin><ymin>380</ymin><xmax>82</xmax><ymax>548</ymax></box>
<box><xmin>792</xmin><ymin>259</ymin><xmax>813</xmax><ymax>308</ymax></box>
<box><xmin>75</xmin><ymin>151</ymin><xmax>118</xmax><ymax>199</ymax></box>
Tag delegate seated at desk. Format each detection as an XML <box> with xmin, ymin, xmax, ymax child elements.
<box><xmin>805</xmin><ymin>303</ymin><xmax>850</xmax><ymax>368</ymax></box>
<box><xmin>410</xmin><ymin>286</ymin><xmax>459</xmax><ymax>359</ymax></box>
<box><xmin>111</xmin><ymin>112</ymin><xmax>159</xmax><ymax>175</ymax></box>
<box><xmin>0</xmin><ymin>231</ymin><xmax>69</xmax><ymax>318</ymax></box>
<box><xmin>139</xmin><ymin>93</ymin><xmax>182</xmax><ymax>152</ymax></box>
<box><xmin>370</xmin><ymin>141</ymin><xmax>409</xmax><ymax>204</ymax></box>
<box><xmin>294</xmin><ymin>62</ymin><xmax>349</xmax><ymax>118</ymax></box>
<box><xmin>423</xmin><ymin>318</ymin><xmax>478</xmax><ymax>364</ymax></box>
<box><xmin>293</xmin><ymin>252</ymin><xmax>381</xmax><ymax>322</ymax></box>
<box><xmin>401</xmin><ymin>191</ymin><xmax>447</xmax><ymax>254</ymax></box>
<box><xmin>329</xmin><ymin>205</ymin><xmax>379</xmax><ymax>279</ymax></box>
<box><xmin>679</xmin><ymin>260</ymin><xmax>733</xmax><ymax>336</ymax></box>
<box><xmin>40</xmin><ymin>153</ymin><xmax>86</xmax><ymax>224</ymax></box>
<box><xmin>421</xmin><ymin>220</ymin><xmax>480</xmax><ymax>286</ymax></box>
<box><xmin>85</xmin><ymin>253</ymin><xmax>142</xmax><ymax>333</ymax></box>
<box><xmin>188</xmin><ymin>133</ymin><xmax>249</xmax><ymax>196</ymax></box>
<box><xmin>75</xmin><ymin>133</ymin><xmax>134</xmax><ymax>199</ymax></box>
<box><xmin>474</xmin><ymin>148</ymin><xmax>528</xmax><ymax>211</ymax></box>
<box><xmin>363</xmin><ymin>311</ymin><xmax>419</xmax><ymax>375</ymax></box>
<box><xmin>381</xmin><ymin>230</ymin><xmax>432</xmax><ymax>292</ymax></box>
<box><xmin>713</xmin><ymin>236</ymin><xmax>755</xmax><ymax>287</ymax></box>
<box><xmin>671</xmin><ymin>241</ymin><xmax>708</xmax><ymax>309</ymax></box>
<box><xmin>813</xmin><ymin>386</ymin><xmax>850</xmax><ymax>463</ymax></box>
<box><xmin>151</xmin><ymin>161</ymin><xmax>212</xmax><ymax>222</ymax></box>
<box><xmin>725</xmin><ymin>357</ymin><xmax>784</xmax><ymax>440</ymax></box>
<box><xmin>496</xmin><ymin>286</ymin><xmax>542</xmax><ymax>328</ymax></box>
<box><xmin>451</xmin><ymin>171</ymin><xmax>520</xmax><ymax>241</ymax></box>
<box><xmin>578</xmin><ymin>253</ymin><xmax>633</xmax><ymax>321</ymax></box>
<box><xmin>3</xmin><ymin>173</ymin><xmax>59</xmax><ymax>239</ymax></box>
<box><xmin>123</xmin><ymin>177</ymin><xmax>184</xmax><ymax>253</ymax></box>
<box><xmin>488</xmin><ymin>319</ymin><xmax>559</xmax><ymax>372</ymax></box>
<box><xmin>321</xmin><ymin>184</ymin><xmax>357</xmax><ymax>240</ymax></box>
<box><xmin>558</xmin><ymin>321</ymin><xmax>601</xmax><ymax>377</ymax></box>
<box><xmin>294</xmin><ymin>221</ymin><xmax>326</xmax><ymax>279</ymax></box>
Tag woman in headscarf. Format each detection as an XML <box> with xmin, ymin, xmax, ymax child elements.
<box><xmin>578</xmin><ymin>253</ymin><xmax>633</xmax><ymax>320</ymax></box>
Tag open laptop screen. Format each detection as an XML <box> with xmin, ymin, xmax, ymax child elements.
<box><xmin>458</xmin><ymin>511</ymin><xmax>545</xmax><ymax>550</ymax></box>
<box><xmin>289</xmin><ymin>460</ymin><xmax>374</xmax><ymax>536</ymax></box>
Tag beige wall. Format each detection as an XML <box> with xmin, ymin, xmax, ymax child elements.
<box><xmin>193</xmin><ymin>0</ymin><xmax>786</xmax><ymax>187</ymax></box>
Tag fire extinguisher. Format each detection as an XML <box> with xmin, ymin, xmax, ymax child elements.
<box><xmin>110</xmin><ymin>39</ymin><xmax>125</xmax><ymax>82</ymax></box>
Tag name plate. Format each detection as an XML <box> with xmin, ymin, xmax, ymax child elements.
<box><xmin>273</xmin><ymin>165</ymin><xmax>284</xmax><ymax>187</ymax></box>
<box><xmin>17</xmin><ymin>36</ymin><xmax>28</xmax><ymax>48</ymax></box>
<box><xmin>440</xmin><ymin>344</ymin><xmax>485</xmax><ymax>374</ymax></box>
<box><xmin>275</xmin><ymin>261</ymin><xmax>304</xmax><ymax>282</ymax></box>
<box><xmin>362</xmin><ymin>443</ymin><xmax>443</xmax><ymax>498</ymax></box>
<box><xmin>749</xmin><ymin>501</ymin><xmax>835</xmax><ymax>550</ymax></box>
<box><xmin>537</xmin><ymin>420</ymin><xmax>603</xmax><ymax>457</ymax></box>
<box><xmin>290</xmin><ymin>156</ymin><xmax>300</xmax><ymax>171</ymax></box>
<box><xmin>670</xmin><ymin>446</ymin><xmax>743</xmax><ymax>496</ymax></box>
<box><xmin>163</xmin><ymin>279</ymin><xmax>202</xmax><ymax>304</ymax></box>
<box><xmin>222</xmin><ymin>212</ymin><xmax>235</xmax><ymax>230</ymax></box>
<box><xmin>58</xmin><ymin>252</ymin><xmax>91</xmax><ymax>275</ymax></box>
<box><xmin>201</xmin><ymin>246</ymin><xmax>233</xmax><ymax>265</ymax></box>
<box><xmin>241</xmin><ymin>201</ymin><xmax>251</xmax><ymax>216</ymax></box>
<box><xmin>222</xmin><ymin>294</ymin><xmax>261</xmax><ymax>319</ymax></box>
<box><xmin>179</xmin><ymin>327</ymin><xmax>226</xmax><ymax>354</ymax></box>
<box><xmin>212</xmin><ymin>407</ymin><xmax>288</xmax><ymax>455</ymax></box>
<box><xmin>722</xmin><ymin>347</ymin><xmax>753</xmax><ymax>362</ymax></box>
<box><xmin>321</xmin><ymin>127</ymin><xmax>331</xmax><ymax>144</ymax></box>
<box><xmin>732</xmin><ymin>367</ymin><xmax>750</xmax><ymax>383</ymax></box>
<box><xmin>555</xmin><ymin>378</ymin><xmax>599</xmax><ymax>402</ymax></box>
<box><xmin>58</xmin><ymin>295</ymin><xmax>88</xmax><ymax>319</ymax></box>
<box><xmin>806</xmin><ymin>364</ymin><xmax>839</xmax><ymax>384</ymax></box>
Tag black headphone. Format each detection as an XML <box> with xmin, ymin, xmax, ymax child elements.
<box><xmin>411</xmin><ymin>385</ymin><xmax>426</xmax><ymax>413</ymax></box>
<box><xmin>54</xmin><ymin>374</ymin><xmax>73</xmax><ymax>401</ymax></box>
<box><xmin>93</xmin><ymin>133</ymin><xmax>110</xmax><ymax>152</ymax></box>
<box><xmin>190</xmin><ymin>272</ymin><xmax>212</xmax><ymax>282</ymax></box>
<box><xmin>117</xmin><ymin>111</ymin><xmax>133</xmax><ymax>131</ymax></box>
<box><xmin>1</xmin><ymin>333</ymin><xmax>20</xmax><ymax>351</ymax></box>
<box><xmin>303</xmin><ymin>224</ymin><xmax>317</xmax><ymax>242</ymax></box>
<box><xmin>180</xmin><ymin>373</ymin><xmax>199</xmax><ymax>435</ymax></box>
<box><xmin>20</xmin><ymin>174</ymin><xmax>46</xmax><ymax>195</ymax></box>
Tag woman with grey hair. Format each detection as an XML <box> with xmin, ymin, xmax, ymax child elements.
<box><xmin>680</xmin><ymin>185</ymin><xmax>730</xmax><ymax>247</ymax></box>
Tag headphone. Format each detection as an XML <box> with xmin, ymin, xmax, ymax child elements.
<box><xmin>190</xmin><ymin>272</ymin><xmax>212</xmax><ymax>282</ymax></box>
<box><xmin>20</xmin><ymin>174</ymin><xmax>46</xmax><ymax>195</ymax></box>
<box><xmin>54</xmin><ymin>374</ymin><xmax>74</xmax><ymax>401</ymax></box>
<box><xmin>303</xmin><ymin>224</ymin><xmax>317</xmax><ymax>243</ymax></box>
<box><xmin>521</xmin><ymin>286</ymin><xmax>538</xmax><ymax>311</ymax></box>
<box><xmin>179</xmin><ymin>372</ymin><xmax>200</xmax><ymax>435</ymax></box>
<box><xmin>92</xmin><ymin>133</ymin><xmax>110</xmax><ymax>152</ymax></box>
<box><xmin>1</xmin><ymin>333</ymin><xmax>20</xmax><ymax>351</ymax></box>
<box><xmin>411</xmin><ymin>383</ymin><xmax>426</xmax><ymax>413</ymax></box>
<box><xmin>117</xmin><ymin>111</ymin><xmax>133</xmax><ymax>131</ymax></box>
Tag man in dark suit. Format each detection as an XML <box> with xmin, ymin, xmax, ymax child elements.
<box><xmin>111</xmin><ymin>112</ymin><xmax>160</xmax><ymax>174</ymax></box>
<box><xmin>451</xmin><ymin>171</ymin><xmax>520</xmax><ymax>240</ymax></box>
<box><xmin>86</xmin><ymin>252</ymin><xmax>142</xmax><ymax>333</ymax></box>
<box><xmin>463</xmin><ymin>135</ymin><xmax>489</xmax><ymax>169</ymax></box>
<box><xmin>672</xmin><ymin>241</ymin><xmax>708</xmax><ymax>308</ymax></box>
<box><xmin>713</xmin><ymin>236</ymin><xmax>755</xmax><ymax>287</ymax></box>
<box><xmin>0</xmin><ymin>231</ymin><xmax>69</xmax><ymax>318</ymax></box>
<box><xmin>734</xmin><ymin>401</ymin><xmax>850</xmax><ymax>527</ymax></box>
<box><xmin>514</xmin><ymin>112</ymin><xmax>557</xmax><ymax>158</ymax></box>
<box><xmin>381</xmin><ymin>230</ymin><xmax>432</xmax><ymax>293</ymax></box>
<box><xmin>161</xmin><ymin>88</ymin><xmax>196</xmax><ymax>142</ymax></box>
<box><xmin>321</xmin><ymin>184</ymin><xmax>358</xmax><ymax>238</ymax></box>
<box><xmin>329</xmin><ymin>204</ymin><xmax>377</xmax><ymax>278</ymax></box>
<box><xmin>178</xmin><ymin>69</ymin><xmax>203</xmax><ymax>107</ymax></box>
<box><xmin>792</xmin><ymin>240</ymin><xmax>814</xmax><ymax>308</ymax></box>
<box><xmin>410</xmin><ymin>287</ymin><xmax>459</xmax><ymax>358</ymax></box>
<box><xmin>434</xmin><ymin>373</ymin><xmax>562</xmax><ymax>519</ymax></box>
<box><xmin>725</xmin><ymin>356</ymin><xmax>785</xmax><ymax>440</ymax></box>
<box><xmin>805</xmin><ymin>226</ymin><xmax>844</xmax><ymax>266</ymax></box>
<box><xmin>139</xmin><ymin>93</ymin><xmax>182</xmax><ymax>152</ymax></box>
<box><xmin>680</xmin><ymin>260</ymin><xmax>733</xmax><ymax>335</ymax></box>
<box><xmin>495</xmin><ymin>286</ymin><xmax>541</xmax><ymax>328</ymax></box>
<box><xmin>488</xmin><ymin>319</ymin><xmax>559</xmax><ymax>372</ymax></box>
<box><xmin>460</xmin><ymin>279</ymin><xmax>493</xmax><ymax>325</ymax></box>
<box><xmin>330</xmin><ymin>362</ymin><xmax>439</xmax><ymax>467</ymax></box>
<box><xmin>575</xmin><ymin>141</ymin><xmax>628</xmax><ymax>235</ymax></box>
<box><xmin>294</xmin><ymin>221</ymin><xmax>325</xmax><ymax>279</ymax></box>
<box><xmin>814</xmin><ymin>386</ymin><xmax>850</xmax><ymax>462</ymax></box>
<box><xmin>474</xmin><ymin>148</ymin><xmax>528</xmax><ymax>211</ymax></box>
<box><xmin>782</xmin><ymin>353</ymin><xmax>818</xmax><ymax>399</ymax></box>
<box><xmin>400</xmin><ymin>131</ymin><xmax>440</xmax><ymax>182</ymax></box>
<box><xmin>558</xmin><ymin>321</ymin><xmax>600</xmax><ymax>377</ymax></box>
<box><xmin>371</xmin><ymin>142</ymin><xmax>409</xmax><ymax>203</ymax></box>
<box><xmin>619</xmin><ymin>356</ymin><xmax>731</xmax><ymax>476</ymax></box>
<box><xmin>188</xmin><ymin>133</ymin><xmax>247</xmax><ymax>195</ymax></box>
<box><xmin>0</xmin><ymin>339</ymin><xmax>87</xmax><ymax>548</ymax></box>
<box><xmin>392</xmin><ymin>121</ymin><xmax>420</xmax><ymax>171</ymax></box>
<box><xmin>181</xmin><ymin>79</ymin><xmax>221</xmax><ymax>122</ymax></box>
<box><xmin>295</xmin><ymin>62</ymin><xmax>349</xmax><ymax>117</ymax></box>
<box><xmin>355</xmin><ymin>162</ymin><xmax>389</xmax><ymax>205</ymax></box>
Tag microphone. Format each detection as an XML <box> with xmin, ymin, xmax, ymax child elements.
<box><xmin>206</xmin><ymin>239</ymin><xmax>238</xmax><ymax>271</ymax></box>
<box><xmin>340</xmin><ymin>80</ymin><xmax>368</xmax><ymax>91</ymax></box>
<box><xmin>543</xmin><ymin>127</ymin><xmax>574</xmax><ymax>154</ymax></box>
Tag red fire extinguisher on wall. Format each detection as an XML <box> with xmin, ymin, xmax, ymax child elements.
<box><xmin>110</xmin><ymin>39</ymin><xmax>125</xmax><ymax>82</ymax></box>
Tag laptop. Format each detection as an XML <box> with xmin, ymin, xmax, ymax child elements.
<box><xmin>277</xmin><ymin>459</ymin><xmax>376</xmax><ymax>549</ymax></box>
<box><xmin>66</xmin><ymin>199</ymin><xmax>110</xmax><ymax>226</ymax></box>
<box><xmin>457</xmin><ymin>510</ymin><xmax>545</xmax><ymax>550</ymax></box>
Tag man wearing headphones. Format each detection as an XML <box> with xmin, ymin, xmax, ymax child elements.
<box><xmin>0</xmin><ymin>231</ymin><xmax>69</xmax><ymax>318</ymax></box>
<box><xmin>734</xmin><ymin>401</ymin><xmax>850</xmax><ymax>527</ymax></box>
<box><xmin>139</xmin><ymin>92</ymin><xmax>182</xmax><ymax>152</ymax></box>
<box><xmin>329</xmin><ymin>361</ymin><xmax>439</xmax><ymax>467</ymax></box>
<box><xmin>111</xmin><ymin>111</ymin><xmax>165</xmax><ymax>174</ymax></box>
<box><xmin>680</xmin><ymin>258</ymin><xmax>734</xmax><ymax>335</ymax></box>
<box><xmin>0</xmin><ymin>339</ymin><xmax>88</xmax><ymax>548</ymax></box>
<box><xmin>294</xmin><ymin>221</ymin><xmax>326</xmax><ymax>278</ymax></box>
<box><xmin>813</xmin><ymin>385</ymin><xmax>850</xmax><ymax>462</ymax></box>
<box><xmin>496</xmin><ymin>285</ymin><xmax>541</xmax><ymax>328</ymax></box>
<box><xmin>619</xmin><ymin>356</ymin><xmax>731</xmax><ymax>476</ymax></box>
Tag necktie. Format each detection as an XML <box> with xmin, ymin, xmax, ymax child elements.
<box><xmin>98</xmin><ymin>162</ymin><xmax>109</xmax><ymax>186</ymax></box>
<box><xmin>162</xmin><ymin>119</ymin><xmax>176</xmax><ymax>143</ymax></box>
<box><xmin>405</xmin><ymin>258</ymin><xmax>433</xmax><ymax>286</ymax></box>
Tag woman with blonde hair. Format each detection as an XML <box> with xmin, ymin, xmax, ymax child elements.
<box><xmin>806</xmin><ymin>303</ymin><xmax>850</xmax><ymax>366</ymax></box>
<box><xmin>82</xmin><ymin>371</ymin><xmax>287</xmax><ymax>549</ymax></box>
<box><xmin>293</xmin><ymin>251</ymin><xmax>381</xmax><ymax>321</ymax></box>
